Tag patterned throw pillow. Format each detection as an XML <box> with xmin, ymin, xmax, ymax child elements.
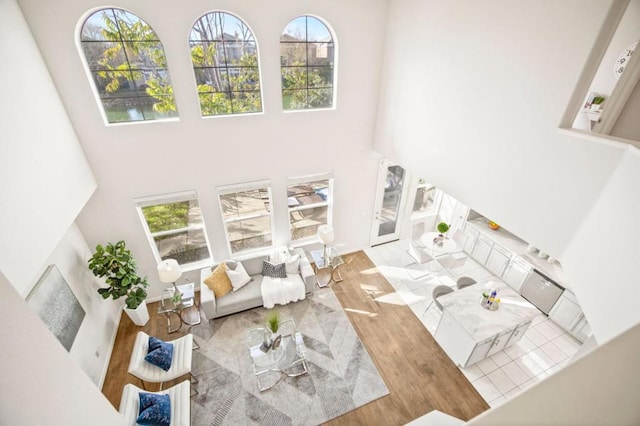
<box><xmin>144</xmin><ymin>336</ymin><xmax>174</xmax><ymax>371</ymax></box>
<box><xmin>204</xmin><ymin>263</ymin><xmax>233</xmax><ymax>298</ymax></box>
<box><xmin>262</xmin><ymin>260</ymin><xmax>287</xmax><ymax>278</ymax></box>
<box><xmin>137</xmin><ymin>392</ymin><xmax>171</xmax><ymax>426</ymax></box>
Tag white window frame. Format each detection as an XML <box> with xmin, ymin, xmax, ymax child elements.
<box><xmin>134</xmin><ymin>190</ymin><xmax>212</xmax><ymax>271</ymax></box>
<box><xmin>287</xmin><ymin>173</ymin><xmax>334</xmax><ymax>245</ymax></box>
<box><xmin>217</xmin><ymin>180</ymin><xmax>275</xmax><ymax>255</ymax></box>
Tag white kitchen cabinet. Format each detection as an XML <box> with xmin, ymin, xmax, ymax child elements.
<box><xmin>549</xmin><ymin>290</ymin><xmax>592</xmax><ymax>343</ymax></box>
<box><xmin>487</xmin><ymin>326</ymin><xmax>516</xmax><ymax>357</ymax></box>
<box><xmin>485</xmin><ymin>244</ymin><xmax>512</xmax><ymax>277</ymax></box>
<box><xmin>572</xmin><ymin>315</ymin><xmax>592</xmax><ymax>343</ymax></box>
<box><xmin>549</xmin><ymin>290</ymin><xmax>583</xmax><ymax>331</ymax></box>
<box><xmin>471</xmin><ymin>234</ymin><xmax>493</xmax><ymax>265</ymax></box>
<box><xmin>462</xmin><ymin>225</ymin><xmax>478</xmax><ymax>254</ymax></box>
<box><xmin>505</xmin><ymin>321</ymin><xmax>531</xmax><ymax>347</ymax></box>
<box><xmin>466</xmin><ymin>337</ymin><xmax>495</xmax><ymax>366</ymax></box>
<box><xmin>502</xmin><ymin>258</ymin><xmax>532</xmax><ymax>292</ymax></box>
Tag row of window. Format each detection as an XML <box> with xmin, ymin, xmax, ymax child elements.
<box><xmin>134</xmin><ymin>175</ymin><xmax>333</xmax><ymax>268</ymax></box>
<box><xmin>79</xmin><ymin>9</ymin><xmax>337</xmax><ymax>124</ymax></box>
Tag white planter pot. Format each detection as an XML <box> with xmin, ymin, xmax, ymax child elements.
<box><xmin>124</xmin><ymin>300</ymin><xmax>149</xmax><ymax>326</ymax></box>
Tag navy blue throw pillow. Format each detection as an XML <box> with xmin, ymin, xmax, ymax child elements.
<box><xmin>137</xmin><ymin>392</ymin><xmax>171</xmax><ymax>426</ymax></box>
<box><xmin>144</xmin><ymin>336</ymin><xmax>174</xmax><ymax>371</ymax></box>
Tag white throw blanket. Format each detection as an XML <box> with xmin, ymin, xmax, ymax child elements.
<box><xmin>261</xmin><ymin>274</ymin><xmax>306</xmax><ymax>308</ymax></box>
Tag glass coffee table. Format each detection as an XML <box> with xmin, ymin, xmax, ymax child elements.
<box><xmin>247</xmin><ymin>318</ymin><xmax>308</xmax><ymax>391</ymax></box>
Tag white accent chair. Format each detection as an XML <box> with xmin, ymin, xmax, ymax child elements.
<box><xmin>408</xmin><ymin>240</ymin><xmax>435</xmax><ymax>264</ymax></box>
<box><xmin>128</xmin><ymin>331</ymin><xmax>196</xmax><ymax>391</ymax></box>
<box><xmin>436</xmin><ymin>252</ymin><xmax>468</xmax><ymax>271</ymax></box>
<box><xmin>119</xmin><ymin>380</ymin><xmax>190</xmax><ymax>426</ymax></box>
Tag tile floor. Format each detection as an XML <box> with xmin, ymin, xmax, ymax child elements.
<box><xmin>363</xmin><ymin>239</ymin><xmax>583</xmax><ymax>407</ymax></box>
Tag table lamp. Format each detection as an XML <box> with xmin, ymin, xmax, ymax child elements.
<box><xmin>157</xmin><ymin>259</ymin><xmax>183</xmax><ymax>300</ymax></box>
<box><xmin>317</xmin><ymin>224</ymin><xmax>334</xmax><ymax>265</ymax></box>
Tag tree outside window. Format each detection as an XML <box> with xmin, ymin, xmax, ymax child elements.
<box><xmin>79</xmin><ymin>8</ymin><xmax>178</xmax><ymax>123</ymax></box>
<box><xmin>190</xmin><ymin>12</ymin><xmax>262</xmax><ymax>116</ymax></box>
<box><xmin>136</xmin><ymin>194</ymin><xmax>211</xmax><ymax>267</ymax></box>
<box><xmin>280</xmin><ymin>16</ymin><xmax>335</xmax><ymax>110</ymax></box>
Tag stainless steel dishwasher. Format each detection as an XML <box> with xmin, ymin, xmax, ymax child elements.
<box><xmin>519</xmin><ymin>269</ymin><xmax>564</xmax><ymax>315</ymax></box>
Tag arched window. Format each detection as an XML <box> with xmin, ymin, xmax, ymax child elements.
<box><xmin>79</xmin><ymin>8</ymin><xmax>178</xmax><ymax>123</ymax></box>
<box><xmin>280</xmin><ymin>16</ymin><xmax>335</xmax><ymax>111</ymax></box>
<box><xmin>190</xmin><ymin>12</ymin><xmax>262</xmax><ymax>116</ymax></box>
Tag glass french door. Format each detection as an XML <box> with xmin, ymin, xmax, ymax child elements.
<box><xmin>370</xmin><ymin>160</ymin><xmax>408</xmax><ymax>246</ymax></box>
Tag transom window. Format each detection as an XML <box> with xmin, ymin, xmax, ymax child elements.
<box><xmin>280</xmin><ymin>16</ymin><xmax>335</xmax><ymax>110</ymax></box>
<box><xmin>190</xmin><ymin>12</ymin><xmax>262</xmax><ymax>116</ymax></box>
<box><xmin>287</xmin><ymin>174</ymin><xmax>333</xmax><ymax>241</ymax></box>
<box><xmin>135</xmin><ymin>192</ymin><xmax>211</xmax><ymax>268</ymax></box>
<box><xmin>79</xmin><ymin>8</ymin><xmax>178</xmax><ymax>123</ymax></box>
<box><xmin>217</xmin><ymin>182</ymin><xmax>273</xmax><ymax>254</ymax></box>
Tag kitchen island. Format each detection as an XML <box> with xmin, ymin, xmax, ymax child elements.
<box><xmin>434</xmin><ymin>280</ymin><xmax>540</xmax><ymax>367</ymax></box>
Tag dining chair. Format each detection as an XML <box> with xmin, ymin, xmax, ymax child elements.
<box><xmin>422</xmin><ymin>285</ymin><xmax>454</xmax><ymax>315</ymax></box>
<box><xmin>456</xmin><ymin>276</ymin><xmax>477</xmax><ymax>290</ymax></box>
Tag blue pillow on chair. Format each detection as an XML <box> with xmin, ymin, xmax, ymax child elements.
<box><xmin>137</xmin><ymin>392</ymin><xmax>171</xmax><ymax>426</ymax></box>
<box><xmin>144</xmin><ymin>336</ymin><xmax>174</xmax><ymax>371</ymax></box>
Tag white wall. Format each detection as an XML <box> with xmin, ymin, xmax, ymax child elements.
<box><xmin>37</xmin><ymin>222</ymin><xmax>122</xmax><ymax>387</ymax></box>
<box><xmin>374</xmin><ymin>0</ymin><xmax>639</xmax><ymax>341</ymax></box>
<box><xmin>0</xmin><ymin>272</ymin><xmax>124</xmax><ymax>425</ymax></box>
<box><xmin>0</xmin><ymin>0</ymin><xmax>97</xmax><ymax>290</ymax></box>
<box><xmin>469</xmin><ymin>323</ymin><xmax>640</xmax><ymax>425</ymax></box>
<box><xmin>17</xmin><ymin>0</ymin><xmax>388</xmax><ymax>299</ymax></box>
<box><xmin>562</xmin><ymin>147</ymin><xmax>640</xmax><ymax>343</ymax></box>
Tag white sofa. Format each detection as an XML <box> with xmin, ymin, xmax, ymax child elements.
<box><xmin>199</xmin><ymin>248</ymin><xmax>315</xmax><ymax>319</ymax></box>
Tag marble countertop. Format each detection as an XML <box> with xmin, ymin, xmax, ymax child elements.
<box><xmin>438</xmin><ymin>280</ymin><xmax>540</xmax><ymax>341</ymax></box>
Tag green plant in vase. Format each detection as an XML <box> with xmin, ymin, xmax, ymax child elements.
<box><xmin>437</xmin><ymin>222</ymin><xmax>450</xmax><ymax>236</ymax></box>
<box><xmin>266</xmin><ymin>310</ymin><xmax>280</xmax><ymax>334</ymax></box>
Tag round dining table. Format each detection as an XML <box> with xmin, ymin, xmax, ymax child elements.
<box><xmin>420</xmin><ymin>231</ymin><xmax>460</xmax><ymax>255</ymax></box>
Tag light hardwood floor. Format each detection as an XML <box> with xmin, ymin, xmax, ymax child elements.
<box><xmin>102</xmin><ymin>250</ymin><xmax>489</xmax><ymax>424</ymax></box>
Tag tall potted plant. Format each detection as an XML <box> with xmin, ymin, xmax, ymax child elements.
<box><xmin>88</xmin><ymin>240</ymin><xmax>150</xmax><ymax>326</ymax></box>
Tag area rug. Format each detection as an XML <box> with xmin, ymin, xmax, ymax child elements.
<box><xmin>189</xmin><ymin>288</ymin><xmax>389</xmax><ymax>425</ymax></box>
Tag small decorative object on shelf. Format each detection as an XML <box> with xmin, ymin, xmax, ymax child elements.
<box><xmin>488</xmin><ymin>220</ymin><xmax>500</xmax><ymax>230</ymax></box>
<box><xmin>481</xmin><ymin>290</ymin><xmax>500</xmax><ymax>310</ymax></box>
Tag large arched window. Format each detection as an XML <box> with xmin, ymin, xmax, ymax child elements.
<box><xmin>190</xmin><ymin>12</ymin><xmax>262</xmax><ymax>116</ymax></box>
<box><xmin>280</xmin><ymin>16</ymin><xmax>335</xmax><ymax>111</ymax></box>
<box><xmin>79</xmin><ymin>8</ymin><xmax>178</xmax><ymax>123</ymax></box>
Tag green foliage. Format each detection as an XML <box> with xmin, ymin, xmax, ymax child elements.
<box><xmin>282</xmin><ymin>65</ymin><xmax>332</xmax><ymax>110</ymax></box>
<box><xmin>266</xmin><ymin>310</ymin><xmax>280</xmax><ymax>333</ymax></box>
<box><xmin>94</xmin><ymin>11</ymin><xmax>177</xmax><ymax>114</ymax></box>
<box><xmin>88</xmin><ymin>240</ymin><xmax>149</xmax><ymax>309</ymax></box>
<box><xmin>437</xmin><ymin>222</ymin><xmax>450</xmax><ymax>234</ymax></box>
<box><xmin>142</xmin><ymin>202</ymin><xmax>189</xmax><ymax>233</ymax></box>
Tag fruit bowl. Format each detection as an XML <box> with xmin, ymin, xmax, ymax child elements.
<box><xmin>487</xmin><ymin>221</ymin><xmax>500</xmax><ymax>230</ymax></box>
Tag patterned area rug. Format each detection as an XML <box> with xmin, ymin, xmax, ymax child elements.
<box><xmin>190</xmin><ymin>288</ymin><xmax>389</xmax><ymax>425</ymax></box>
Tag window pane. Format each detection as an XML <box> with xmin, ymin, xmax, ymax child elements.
<box><xmin>290</xmin><ymin>206</ymin><xmax>328</xmax><ymax>241</ymax></box>
<box><xmin>138</xmin><ymin>198</ymin><xmax>211</xmax><ymax>266</ymax></box>
<box><xmin>79</xmin><ymin>8</ymin><xmax>178</xmax><ymax>123</ymax></box>
<box><xmin>307</xmin><ymin>88</ymin><xmax>333</xmax><ymax>108</ymax></box>
<box><xmin>280</xmin><ymin>15</ymin><xmax>335</xmax><ymax>111</ymax></box>
<box><xmin>281</xmin><ymin>16</ymin><xmax>307</xmax><ymax>41</ymax></box>
<box><xmin>154</xmin><ymin>228</ymin><xmax>210</xmax><ymax>264</ymax></box>
<box><xmin>220</xmin><ymin>189</ymin><xmax>270</xmax><ymax>219</ymax></box>
<box><xmin>287</xmin><ymin>180</ymin><xmax>330</xmax><ymax>206</ymax></box>
<box><xmin>281</xmin><ymin>43</ymin><xmax>307</xmax><ymax>66</ymax></box>
<box><xmin>308</xmin><ymin>67</ymin><xmax>333</xmax><ymax>88</ymax></box>
<box><xmin>413</xmin><ymin>184</ymin><xmax>436</xmax><ymax>214</ymax></box>
<box><xmin>190</xmin><ymin>12</ymin><xmax>262</xmax><ymax>116</ymax></box>
<box><xmin>227</xmin><ymin>216</ymin><xmax>272</xmax><ymax>253</ymax></box>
